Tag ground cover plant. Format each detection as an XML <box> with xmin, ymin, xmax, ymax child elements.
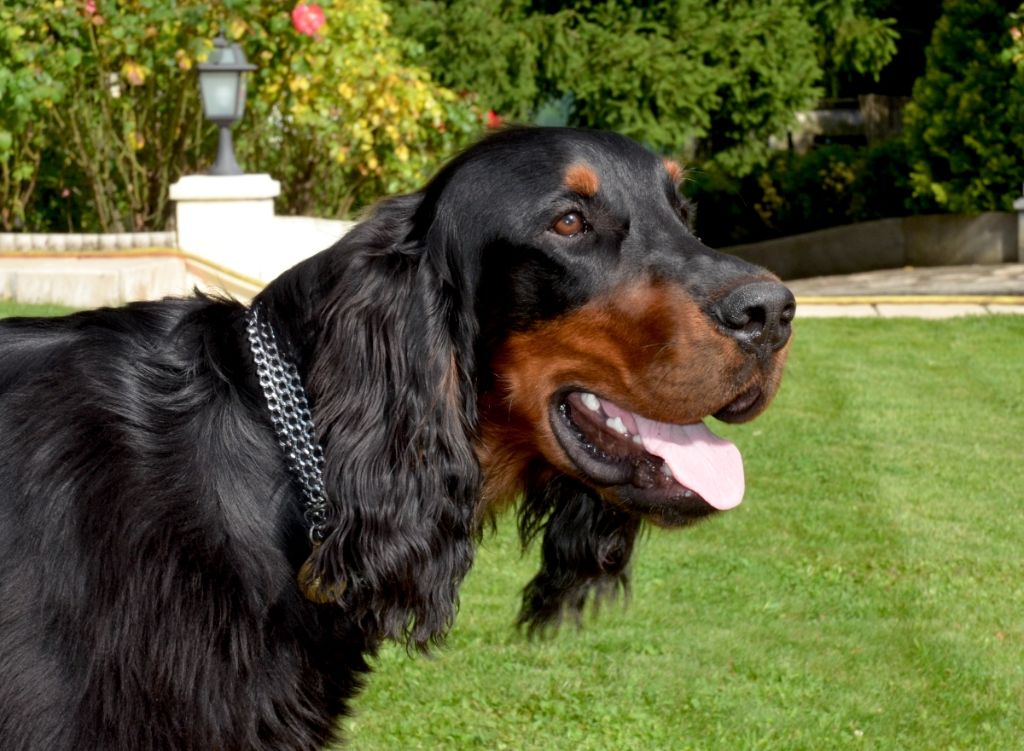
<box><xmin>342</xmin><ymin>316</ymin><xmax>1024</xmax><ymax>750</ymax></box>
<box><xmin>3</xmin><ymin>303</ymin><xmax>1019</xmax><ymax>749</ymax></box>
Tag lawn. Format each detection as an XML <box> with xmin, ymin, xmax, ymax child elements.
<box><xmin>0</xmin><ymin>301</ymin><xmax>77</xmax><ymax>318</ymax></box>
<box><xmin>343</xmin><ymin>316</ymin><xmax>1024</xmax><ymax>751</ymax></box>
<box><xmin>3</xmin><ymin>303</ymin><xmax>1021</xmax><ymax>749</ymax></box>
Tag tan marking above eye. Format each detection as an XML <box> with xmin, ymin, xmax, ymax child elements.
<box><xmin>553</xmin><ymin>212</ymin><xmax>585</xmax><ymax>236</ymax></box>
<box><xmin>563</xmin><ymin>163</ymin><xmax>600</xmax><ymax>197</ymax></box>
<box><xmin>663</xmin><ymin>158</ymin><xmax>684</xmax><ymax>186</ymax></box>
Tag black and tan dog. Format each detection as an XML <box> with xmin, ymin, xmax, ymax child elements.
<box><xmin>0</xmin><ymin>128</ymin><xmax>793</xmax><ymax>750</ymax></box>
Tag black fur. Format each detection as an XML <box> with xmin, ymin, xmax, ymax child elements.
<box><xmin>517</xmin><ymin>476</ymin><xmax>640</xmax><ymax>636</ymax></box>
<box><xmin>0</xmin><ymin>128</ymin><xmax>789</xmax><ymax>750</ymax></box>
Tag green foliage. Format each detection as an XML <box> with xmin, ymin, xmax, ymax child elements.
<box><xmin>391</xmin><ymin>0</ymin><xmax>824</xmax><ymax>174</ymax></box>
<box><xmin>804</xmin><ymin>0</ymin><xmax>900</xmax><ymax>95</ymax></box>
<box><xmin>0</xmin><ymin>6</ymin><xmax>66</xmax><ymax>230</ymax></box>
<box><xmin>387</xmin><ymin>0</ymin><xmax>544</xmax><ymax>124</ymax></box>
<box><xmin>903</xmin><ymin>0</ymin><xmax>1024</xmax><ymax>213</ymax></box>
<box><xmin>27</xmin><ymin>0</ymin><xmax>215</xmax><ymax>232</ymax></box>
<box><xmin>0</xmin><ymin>0</ymin><xmax>480</xmax><ymax>232</ymax></box>
<box><xmin>390</xmin><ymin>0</ymin><xmax>899</xmax><ymax>176</ymax></box>
<box><xmin>230</xmin><ymin>0</ymin><xmax>481</xmax><ymax>218</ymax></box>
<box><xmin>687</xmin><ymin>139</ymin><xmax>933</xmax><ymax>247</ymax></box>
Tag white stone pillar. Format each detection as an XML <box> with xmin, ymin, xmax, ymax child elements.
<box><xmin>169</xmin><ymin>173</ymin><xmax>281</xmax><ymax>282</ymax></box>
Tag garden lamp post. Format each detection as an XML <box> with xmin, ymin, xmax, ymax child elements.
<box><xmin>197</xmin><ymin>34</ymin><xmax>256</xmax><ymax>176</ymax></box>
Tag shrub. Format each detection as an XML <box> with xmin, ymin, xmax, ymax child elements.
<box><xmin>0</xmin><ymin>0</ymin><xmax>480</xmax><ymax>232</ymax></box>
<box><xmin>0</xmin><ymin>5</ymin><xmax>66</xmax><ymax>230</ymax></box>
<box><xmin>903</xmin><ymin>0</ymin><xmax>1024</xmax><ymax>213</ymax></box>
<box><xmin>686</xmin><ymin>139</ymin><xmax>931</xmax><ymax>248</ymax></box>
<box><xmin>232</xmin><ymin>0</ymin><xmax>481</xmax><ymax>218</ymax></box>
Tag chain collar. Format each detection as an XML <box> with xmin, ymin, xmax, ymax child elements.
<box><xmin>245</xmin><ymin>302</ymin><xmax>329</xmax><ymax>543</ymax></box>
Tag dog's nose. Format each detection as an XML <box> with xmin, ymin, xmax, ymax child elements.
<box><xmin>714</xmin><ymin>280</ymin><xmax>795</xmax><ymax>355</ymax></box>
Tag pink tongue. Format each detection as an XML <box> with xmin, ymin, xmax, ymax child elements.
<box><xmin>601</xmin><ymin>400</ymin><xmax>745</xmax><ymax>510</ymax></box>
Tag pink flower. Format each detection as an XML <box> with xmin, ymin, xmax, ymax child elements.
<box><xmin>291</xmin><ymin>3</ymin><xmax>325</xmax><ymax>37</ymax></box>
<box><xmin>485</xmin><ymin>109</ymin><xmax>502</xmax><ymax>129</ymax></box>
<box><xmin>84</xmin><ymin>0</ymin><xmax>96</xmax><ymax>14</ymax></box>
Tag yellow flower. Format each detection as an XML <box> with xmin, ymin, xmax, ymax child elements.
<box><xmin>121</xmin><ymin>61</ymin><xmax>147</xmax><ymax>87</ymax></box>
<box><xmin>174</xmin><ymin>49</ymin><xmax>192</xmax><ymax>72</ymax></box>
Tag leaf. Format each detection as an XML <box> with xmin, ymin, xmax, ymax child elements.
<box><xmin>65</xmin><ymin>47</ymin><xmax>83</xmax><ymax>69</ymax></box>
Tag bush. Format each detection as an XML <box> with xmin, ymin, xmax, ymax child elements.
<box><xmin>0</xmin><ymin>4</ymin><xmax>68</xmax><ymax>230</ymax></box>
<box><xmin>0</xmin><ymin>0</ymin><xmax>481</xmax><ymax>232</ymax></box>
<box><xmin>232</xmin><ymin>0</ymin><xmax>482</xmax><ymax>218</ymax></box>
<box><xmin>686</xmin><ymin>139</ymin><xmax>932</xmax><ymax>248</ymax></box>
<box><xmin>903</xmin><ymin>0</ymin><xmax>1024</xmax><ymax>213</ymax></box>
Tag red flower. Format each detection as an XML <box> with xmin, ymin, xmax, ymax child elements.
<box><xmin>485</xmin><ymin>109</ymin><xmax>502</xmax><ymax>129</ymax></box>
<box><xmin>291</xmin><ymin>3</ymin><xmax>326</xmax><ymax>37</ymax></box>
<box><xmin>84</xmin><ymin>0</ymin><xmax>96</xmax><ymax>14</ymax></box>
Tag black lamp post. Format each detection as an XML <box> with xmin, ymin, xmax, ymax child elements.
<box><xmin>197</xmin><ymin>34</ymin><xmax>257</xmax><ymax>176</ymax></box>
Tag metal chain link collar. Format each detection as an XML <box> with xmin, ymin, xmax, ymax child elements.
<box><xmin>245</xmin><ymin>303</ymin><xmax>329</xmax><ymax>543</ymax></box>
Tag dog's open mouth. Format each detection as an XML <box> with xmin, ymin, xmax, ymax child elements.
<box><xmin>550</xmin><ymin>390</ymin><xmax>745</xmax><ymax>519</ymax></box>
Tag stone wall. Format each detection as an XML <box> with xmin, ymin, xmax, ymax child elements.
<box><xmin>0</xmin><ymin>231</ymin><xmax>176</xmax><ymax>252</ymax></box>
<box><xmin>723</xmin><ymin>212</ymin><xmax>1018</xmax><ymax>280</ymax></box>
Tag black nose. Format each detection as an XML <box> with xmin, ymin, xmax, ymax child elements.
<box><xmin>714</xmin><ymin>280</ymin><xmax>795</xmax><ymax>355</ymax></box>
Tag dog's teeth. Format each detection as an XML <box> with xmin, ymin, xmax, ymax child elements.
<box><xmin>580</xmin><ymin>392</ymin><xmax>601</xmax><ymax>412</ymax></box>
<box><xmin>633</xmin><ymin>435</ymin><xmax>644</xmax><ymax>445</ymax></box>
<box><xmin>606</xmin><ymin>416</ymin><xmax>628</xmax><ymax>435</ymax></box>
<box><xmin>661</xmin><ymin>462</ymin><xmax>674</xmax><ymax>477</ymax></box>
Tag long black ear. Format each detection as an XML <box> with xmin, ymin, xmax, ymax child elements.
<box><xmin>517</xmin><ymin>476</ymin><xmax>641</xmax><ymax>636</ymax></box>
<box><xmin>304</xmin><ymin>193</ymin><xmax>479</xmax><ymax>648</ymax></box>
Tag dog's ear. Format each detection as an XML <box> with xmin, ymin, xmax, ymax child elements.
<box><xmin>517</xmin><ymin>476</ymin><xmax>640</xmax><ymax>636</ymax></box>
<box><xmin>304</xmin><ymin>193</ymin><xmax>479</xmax><ymax>648</ymax></box>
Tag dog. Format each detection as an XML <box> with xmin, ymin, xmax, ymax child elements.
<box><xmin>0</xmin><ymin>127</ymin><xmax>793</xmax><ymax>750</ymax></box>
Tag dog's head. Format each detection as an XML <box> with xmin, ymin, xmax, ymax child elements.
<box><xmin>421</xmin><ymin>128</ymin><xmax>793</xmax><ymax>524</ymax></box>
<box><xmin>284</xmin><ymin>127</ymin><xmax>792</xmax><ymax>641</ymax></box>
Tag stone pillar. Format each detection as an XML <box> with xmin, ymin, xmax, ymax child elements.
<box><xmin>169</xmin><ymin>173</ymin><xmax>281</xmax><ymax>281</ymax></box>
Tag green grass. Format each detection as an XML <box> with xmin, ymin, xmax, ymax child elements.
<box><xmin>0</xmin><ymin>300</ymin><xmax>77</xmax><ymax>318</ymax></box>
<box><xmin>342</xmin><ymin>316</ymin><xmax>1024</xmax><ymax>751</ymax></box>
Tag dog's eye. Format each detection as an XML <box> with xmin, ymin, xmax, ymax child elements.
<box><xmin>553</xmin><ymin>212</ymin><xmax>586</xmax><ymax>237</ymax></box>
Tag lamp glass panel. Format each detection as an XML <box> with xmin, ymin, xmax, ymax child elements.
<box><xmin>199</xmin><ymin>70</ymin><xmax>240</xmax><ymax>120</ymax></box>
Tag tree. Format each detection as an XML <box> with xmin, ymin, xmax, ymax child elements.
<box><xmin>388</xmin><ymin>0</ymin><xmax>899</xmax><ymax>175</ymax></box>
<box><xmin>803</xmin><ymin>0</ymin><xmax>900</xmax><ymax>97</ymax></box>
<box><xmin>903</xmin><ymin>0</ymin><xmax>1024</xmax><ymax>212</ymax></box>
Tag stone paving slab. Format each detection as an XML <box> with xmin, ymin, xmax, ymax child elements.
<box><xmin>874</xmin><ymin>303</ymin><xmax>990</xmax><ymax>318</ymax></box>
<box><xmin>789</xmin><ymin>263</ymin><xmax>1024</xmax><ymax>317</ymax></box>
<box><xmin>787</xmin><ymin>263</ymin><xmax>1024</xmax><ymax>297</ymax></box>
